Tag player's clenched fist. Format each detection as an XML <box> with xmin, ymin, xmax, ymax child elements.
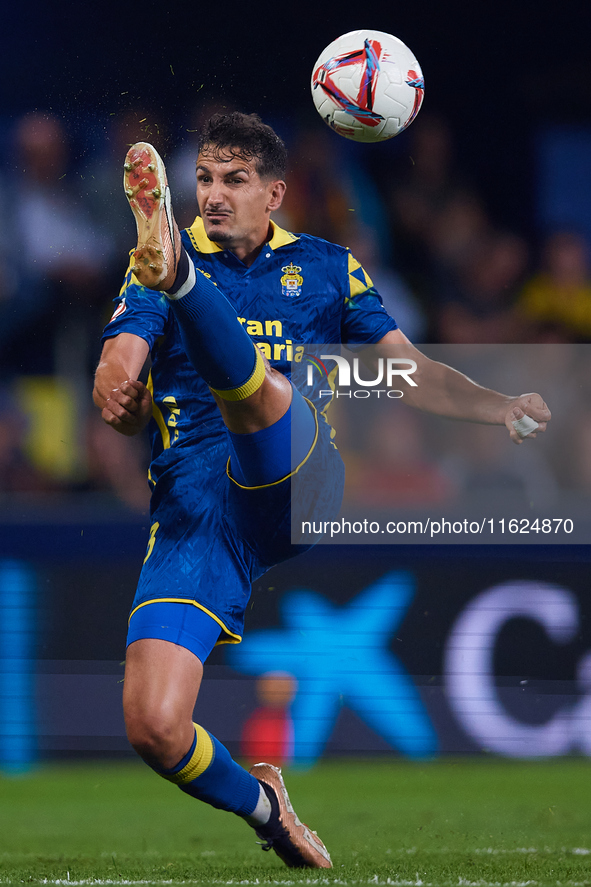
<box><xmin>102</xmin><ymin>379</ymin><xmax>152</xmax><ymax>436</ymax></box>
<box><xmin>505</xmin><ymin>393</ymin><xmax>551</xmax><ymax>445</ymax></box>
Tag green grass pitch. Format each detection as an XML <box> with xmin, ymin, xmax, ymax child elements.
<box><xmin>1</xmin><ymin>758</ymin><xmax>590</xmax><ymax>886</ymax></box>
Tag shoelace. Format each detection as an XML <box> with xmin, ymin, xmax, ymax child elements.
<box><xmin>255</xmin><ymin>819</ymin><xmax>294</xmax><ymax>854</ymax></box>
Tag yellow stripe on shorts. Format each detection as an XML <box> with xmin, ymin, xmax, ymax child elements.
<box><xmin>210</xmin><ymin>348</ymin><xmax>266</xmax><ymax>402</ymax></box>
<box><xmin>161</xmin><ymin>724</ymin><xmax>214</xmax><ymax>784</ymax></box>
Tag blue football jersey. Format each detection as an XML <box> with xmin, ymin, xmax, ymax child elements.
<box><xmin>102</xmin><ymin>218</ymin><xmax>397</xmax><ymax>474</ymax></box>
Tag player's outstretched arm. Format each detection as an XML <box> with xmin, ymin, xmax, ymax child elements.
<box><xmin>93</xmin><ymin>333</ymin><xmax>152</xmax><ymax>437</ymax></box>
<box><xmin>375</xmin><ymin>329</ymin><xmax>551</xmax><ymax>445</ymax></box>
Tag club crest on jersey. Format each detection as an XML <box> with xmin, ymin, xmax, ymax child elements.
<box><xmin>280</xmin><ymin>263</ymin><xmax>303</xmax><ymax>298</ymax></box>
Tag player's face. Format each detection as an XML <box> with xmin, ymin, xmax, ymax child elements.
<box><xmin>196</xmin><ymin>148</ymin><xmax>285</xmax><ymax>259</ymax></box>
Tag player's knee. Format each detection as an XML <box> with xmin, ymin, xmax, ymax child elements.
<box><xmin>124</xmin><ymin>701</ymin><xmax>180</xmax><ymax>766</ymax></box>
<box><xmin>213</xmin><ymin>364</ymin><xmax>292</xmax><ymax>433</ymax></box>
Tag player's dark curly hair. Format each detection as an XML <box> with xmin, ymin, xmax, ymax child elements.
<box><xmin>198</xmin><ymin>112</ymin><xmax>287</xmax><ymax>180</ymax></box>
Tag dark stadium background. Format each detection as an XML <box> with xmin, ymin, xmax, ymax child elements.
<box><xmin>1</xmin><ymin>0</ymin><xmax>591</xmax><ymax>771</ymax></box>
<box><xmin>4</xmin><ymin>0</ymin><xmax>590</xmax><ymax>235</ymax></box>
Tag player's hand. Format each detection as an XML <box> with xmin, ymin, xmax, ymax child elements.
<box><xmin>101</xmin><ymin>379</ymin><xmax>152</xmax><ymax>436</ymax></box>
<box><xmin>505</xmin><ymin>393</ymin><xmax>551</xmax><ymax>445</ymax></box>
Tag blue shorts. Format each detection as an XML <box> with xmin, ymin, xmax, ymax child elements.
<box><xmin>127</xmin><ymin>600</ymin><xmax>223</xmax><ymax>663</ymax></box>
<box><xmin>127</xmin><ymin>399</ymin><xmax>344</xmax><ymax>658</ymax></box>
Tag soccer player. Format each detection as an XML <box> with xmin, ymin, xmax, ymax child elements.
<box><xmin>93</xmin><ymin>112</ymin><xmax>550</xmax><ymax>869</ymax></box>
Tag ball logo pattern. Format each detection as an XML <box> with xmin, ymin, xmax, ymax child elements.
<box><xmin>311</xmin><ymin>30</ymin><xmax>424</xmax><ymax>142</ymax></box>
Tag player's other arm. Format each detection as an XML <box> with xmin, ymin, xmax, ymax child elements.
<box><xmin>93</xmin><ymin>333</ymin><xmax>152</xmax><ymax>436</ymax></box>
<box><xmin>375</xmin><ymin>328</ymin><xmax>551</xmax><ymax>445</ymax></box>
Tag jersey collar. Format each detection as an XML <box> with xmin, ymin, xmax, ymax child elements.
<box><xmin>187</xmin><ymin>217</ymin><xmax>299</xmax><ymax>254</ymax></box>
<box><xmin>268</xmin><ymin>220</ymin><xmax>299</xmax><ymax>250</ymax></box>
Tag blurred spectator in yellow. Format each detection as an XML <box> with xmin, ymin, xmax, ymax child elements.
<box><xmin>0</xmin><ymin>386</ymin><xmax>59</xmax><ymax>494</ymax></box>
<box><xmin>516</xmin><ymin>231</ymin><xmax>591</xmax><ymax>341</ymax></box>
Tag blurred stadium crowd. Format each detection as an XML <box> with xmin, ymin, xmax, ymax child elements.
<box><xmin>1</xmin><ymin>107</ymin><xmax>591</xmax><ymax>511</ymax></box>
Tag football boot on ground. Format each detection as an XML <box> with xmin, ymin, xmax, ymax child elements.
<box><xmin>249</xmin><ymin>762</ymin><xmax>332</xmax><ymax>869</ymax></box>
<box><xmin>124</xmin><ymin>142</ymin><xmax>181</xmax><ymax>291</ymax></box>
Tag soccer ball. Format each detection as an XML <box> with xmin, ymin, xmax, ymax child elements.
<box><xmin>311</xmin><ymin>29</ymin><xmax>424</xmax><ymax>143</ymax></box>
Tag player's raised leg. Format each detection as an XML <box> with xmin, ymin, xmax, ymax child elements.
<box><xmin>124</xmin><ymin>141</ymin><xmax>295</xmax><ymax>433</ymax></box>
<box><xmin>125</xmin><ymin>141</ymin><xmax>315</xmax><ymax>470</ymax></box>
